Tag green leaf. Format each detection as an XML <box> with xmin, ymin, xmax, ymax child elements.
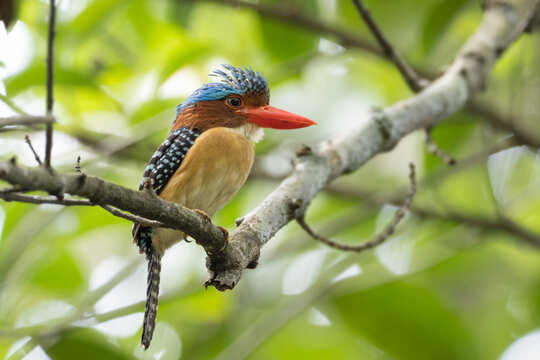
<box><xmin>4</xmin><ymin>63</ymin><xmax>97</xmax><ymax>96</ymax></box>
<box><xmin>0</xmin><ymin>93</ymin><xmax>25</xmax><ymax>114</ymax></box>
<box><xmin>48</xmin><ymin>329</ymin><xmax>133</xmax><ymax>360</ymax></box>
<box><xmin>167</xmin><ymin>1</ymin><xmax>196</xmax><ymax>28</ymax></box>
<box><xmin>129</xmin><ymin>98</ymin><xmax>178</xmax><ymax>125</ymax></box>
<box><xmin>334</xmin><ymin>282</ymin><xmax>477</xmax><ymax>360</ymax></box>
<box><xmin>422</xmin><ymin>0</ymin><xmax>468</xmax><ymax>52</ymax></box>
<box><xmin>158</xmin><ymin>44</ymin><xmax>210</xmax><ymax>84</ymax></box>
<box><xmin>28</xmin><ymin>250</ymin><xmax>84</xmax><ymax>294</ymax></box>
<box><xmin>71</xmin><ymin>0</ymin><xmax>125</xmax><ymax>36</ymax></box>
<box><xmin>259</xmin><ymin>0</ymin><xmax>319</xmax><ymax>61</ymax></box>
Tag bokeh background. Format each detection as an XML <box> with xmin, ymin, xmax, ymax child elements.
<box><xmin>1</xmin><ymin>0</ymin><xmax>540</xmax><ymax>359</ymax></box>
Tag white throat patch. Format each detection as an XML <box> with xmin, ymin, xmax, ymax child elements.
<box><xmin>231</xmin><ymin>123</ymin><xmax>265</xmax><ymax>143</ymax></box>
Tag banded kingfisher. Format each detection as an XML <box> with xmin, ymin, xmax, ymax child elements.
<box><xmin>132</xmin><ymin>64</ymin><xmax>316</xmax><ymax>349</ymax></box>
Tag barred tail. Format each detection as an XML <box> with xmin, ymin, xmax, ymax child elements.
<box><xmin>141</xmin><ymin>249</ymin><xmax>162</xmax><ymax>350</ymax></box>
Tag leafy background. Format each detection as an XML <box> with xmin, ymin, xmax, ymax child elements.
<box><xmin>1</xmin><ymin>0</ymin><xmax>540</xmax><ymax>359</ymax></box>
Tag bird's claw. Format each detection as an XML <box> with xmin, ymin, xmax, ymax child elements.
<box><xmin>194</xmin><ymin>209</ymin><xmax>211</xmax><ymax>223</ymax></box>
<box><xmin>183</xmin><ymin>233</ymin><xmax>192</xmax><ymax>243</ymax></box>
<box><xmin>218</xmin><ymin>226</ymin><xmax>229</xmax><ymax>251</ymax></box>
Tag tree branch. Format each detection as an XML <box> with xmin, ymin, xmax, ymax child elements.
<box><xmin>0</xmin><ymin>192</ymin><xmax>92</xmax><ymax>206</ymax></box>
<box><xmin>323</xmin><ymin>180</ymin><xmax>540</xmax><ymax>249</ymax></box>
<box><xmin>0</xmin><ymin>115</ymin><xmax>55</xmax><ymax>128</ymax></box>
<box><xmin>99</xmin><ymin>204</ymin><xmax>168</xmax><ymax>228</ymax></box>
<box><xmin>25</xmin><ymin>135</ymin><xmax>43</xmax><ymax>166</ymax></box>
<box><xmin>44</xmin><ymin>0</ymin><xmax>56</xmax><ymax>169</ymax></box>
<box><xmin>424</xmin><ymin>128</ymin><xmax>457</xmax><ymax>165</ymax></box>
<box><xmin>0</xmin><ymin>159</ymin><xmax>228</xmax><ymax>254</ymax></box>
<box><xmin>413</xmin><ymin>207</ymin><xmax>540</xmax><ymax>248</ymax></box>
<box><xmin>467</xmin><ymin>101</ymin><xmax>540</xmax><ymax>148</ymax></box>
<box><xmin>0</xmin><ymin>189</ymin><xmax>169</xmax><ymax>228</ymax></box>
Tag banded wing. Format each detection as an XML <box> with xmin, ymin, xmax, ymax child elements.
<box><xmin>132</xmin><ymin>127</ymin><xmax>201</xmax><ymax>253</ymax></box>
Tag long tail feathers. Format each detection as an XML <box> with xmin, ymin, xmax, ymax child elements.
<box><xmin>141</xmin><ymin>249</ymin><xmax>162</xmax><ymax>350</ymax></box>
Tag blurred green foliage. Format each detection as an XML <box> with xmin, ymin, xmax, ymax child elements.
<box><xmin>1</xmin><ymin>0</ymin><xmax>540</xmax><ymax>359</ymax></box>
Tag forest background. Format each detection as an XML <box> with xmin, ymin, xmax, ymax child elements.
<box><xmin>0</xmin><ymin>0</ymin><xmax>540</xmax><ymax>359</ymax></box>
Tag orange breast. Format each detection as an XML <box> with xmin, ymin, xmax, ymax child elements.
<box><xmin>152</xmin><ymin>127</ymin><xmax>255</xmax><ymax>253</ymax></box>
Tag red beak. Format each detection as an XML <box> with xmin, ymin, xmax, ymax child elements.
<box><xmin>246</xmin><ymin>105</ymin><xmax>317</xmax><ymax>129</ymax></box>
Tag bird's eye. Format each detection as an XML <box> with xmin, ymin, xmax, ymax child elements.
<box><xmin>226</xmin><ymin>96</ymin><xmax>242</xmax><ymax>109</ymax></box>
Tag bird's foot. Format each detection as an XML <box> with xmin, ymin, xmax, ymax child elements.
<box><xmin>194</xmin><ymin>209</ymin><xmax>211</xmax><ymax>223</ymax></box>
<box><xmin>142</xmin><ymin>178</ymin><xmax>158</xmax><ymax>197</ymax></box>
<box><xmin>218</xmin><ymin>226</ymin><xmax>229</xmax><ymax>251</ymax></box>
<box><xmin>183</xmin><ymin>233</ymin><xmax>192</xmax><ymax>243</ymax></box>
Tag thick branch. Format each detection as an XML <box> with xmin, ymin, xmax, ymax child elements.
<box><xmin>0</xmin><ymin>160</ymin><xmax>228</xmax><ymax>254</ymax></box>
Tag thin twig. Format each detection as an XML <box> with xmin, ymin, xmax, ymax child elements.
<box><xmin>0</xmin><ymin>115</ymin><xmax>55</xmax><ymax>128</ymax></box>
<box><xmin>424</xmin><ymin>128</ymin><xmax>456</xmax><ymax>165</ymax></box>
<box><xmin>467</xmin><ymin>102</ymin><xmax>540</xmax><ymax>148</ymax></box>
<box><xmin>44</xmin><ymin>0</ymin><xmax>56</xmax><ymax>169</ymax></box>
<box><xmin>25</xmin><ymin>135</ymin><xmax>42</xmax><ymax>165</ymax></box>
<box><xmin>0</xmin><ymin>186</ymin><xmax>24</xmax><ymax>195</ymax></box>
<box><xmin>297</xmin><ymin>163</ymin><xmax>417</xmax><ymax>252</ymax></box>
<box><xmin>100</xmin><ymin>204</ymin><xmax>167</xmax><ymax>228</ymax></box>
<box><xmin>413</xmin><ymin>207</ymin><xmax>540</xmax><ymax>249</ymax></box>
<box><xmin>75</xmin><ymin>156</ymin><xmax>81</xmax><ymax>174</ymax></box>
<box><xmin>350</xmin><ymin>0</ymin><xmax>428</xmax><ymax>92</ymax></box>
<box><xmin>0</xmin><ymin>191</ymin><xmax>167</xmax><ymax>228</ymax></box>
<box><xmin>0</xmin><ymin>193</ymin><xmax>93</xmax><ymax>206</ymax></box>
<box><xmin>0</xmin><ymin>126</ymin><xmax>41</xmax><ymax>134</ymax></box>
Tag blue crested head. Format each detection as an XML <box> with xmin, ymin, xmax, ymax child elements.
<box><xmin>175</xmin><ymin>64</ymin><xmax>269</xmax><ymax>117</ymax></box>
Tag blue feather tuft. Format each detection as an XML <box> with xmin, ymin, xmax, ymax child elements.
<box><xmin>175</xmin><ymin>64</ymin><xmax>269</xmax><ymax>118</ymax></box>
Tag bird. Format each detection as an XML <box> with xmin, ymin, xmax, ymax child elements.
<box><xmin>132</xmin><ymin>64</ymin><xmax>316</xmax><ymax>349</ymax></box>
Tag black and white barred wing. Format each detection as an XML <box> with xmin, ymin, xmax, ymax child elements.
<box><xmin>132</xmin><ymin>127</ymin><xmax>201</xmax><ymax>254</ymax></box>
<box><xmin>138</xmin><ymin>127</ymin><xmax>201</xmax><ymax>194</ymax></box>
